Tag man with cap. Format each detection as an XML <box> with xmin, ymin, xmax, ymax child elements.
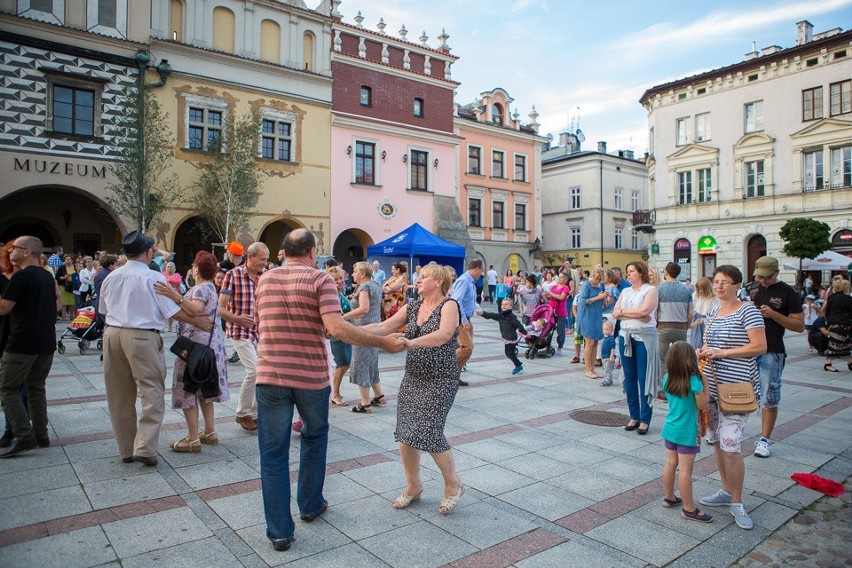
<box><xmin>746</xmin><ymin>256</ymin><xmax>804</xmax><ymax>459</ymax></box>
<box><xmin>99</xmin><ymin>231</ymin><xmax>212</xmax><ymax>466</ymax></box>
<box><xmin>220</xmin><ymin>241</ymin><xmax>245</xmax><ymax>272</ymax></box>
<box><xmin>219</xmin><ymin>242</ymin><xmax>269</xmax><ymax>432</ymax></box>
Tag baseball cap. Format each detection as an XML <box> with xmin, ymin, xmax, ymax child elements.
<box><xmin>753</xmin><ymin>256</ymin><xmax>779</xmax><ymax>277</ymax></box>
<box><xmin>806</xmin><ymin>294</ymin><xmax>816</xmax><ymax>300</ymax></box>
<box><xmin>226</xmin><ymin>241</ymin><xmax>244</xmax><ymax>255</ymax></box>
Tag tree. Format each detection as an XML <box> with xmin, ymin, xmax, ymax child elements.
<box><xmin>105</xmin><ymin>85</ymin><xmax>179</xmax><ymax>233</ymax></box>
<box><xmin>192</xmin><ymin>111</ymin><xmax>263</xmax><ymax>245</ymax></box>
<box><xmin>779</xmin><ymin>217</ymin><xmax>831</xmax><ymax>290</ymax></box>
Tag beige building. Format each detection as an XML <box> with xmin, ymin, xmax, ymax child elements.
<box><xmin>540</xmin><ymin>133</ymin><xmax>649</xmax><ymax>271</ymax></box>
<box><xmin>640</xmin><ymin>21</ymin><xmax>852</xmax><ymax>283</ymax></box>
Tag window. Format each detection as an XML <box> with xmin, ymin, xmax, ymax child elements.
<box><xmin>570</xmin><ymin>186</ymin><xmax>581</xmax><ymax>210</ymax></box>
<box><xmin>802</xmin><ymin>87</ymin><xmax>824</xmax><ymax>121</ymax></box>
<box><xmin>492</xmin><ymin>103</ymin><xmax>503</xmax><ymax>125</ymax></box>
<box><xmin>302</xmin><ymin>31</ymin><xmax>315</xmax><ymax>71</ymax></box>
<box><xmin>212</xmin><ymin>7</ymin><xmax>235</xmax><ymax>52</ymax></box>
<box><xmin>413</xmin><ymin>97</ymin><xmax>423</xmax><ymax>117</ymax></box>
<box><xmin>695</xmin><ymin>113</ymin><xmax>711</xmax><ymax>142</ymax></box>
<box><xmin>492</xmin><ymin>150</ymin><xmax>505</xmax><ymax>178</ymax></box>
<box><xmin>260</xmin><ymin>19</ymin><xmax>281</xmax><ymax>62</ymax></box>
<box><xmin>360</xmin><ymin>86</ymin><xmax>371</xmax><ymax>106</ymax></box>
<box><xmin>515</xmin><ymin>203</ymin><xmax>526</xmax><ymax>231</ymax></box>
<box><xmin>831</xmin><ymin>146</ymin><xmax>851</xmax><ymax>188</ymax></box>
<box><xmin>631</xmin><ymin>230</ymin><xmax>639</xmax><ymax>250</ymax></box>
<box><xmin>52</xmin><ymin>85</ymin><xmax>95</xmax><ymax>136</ymax></box>
<box><xmin>677</xmin><ymin>171</ymin><xmax>692</xmax><ymax>204</ymax></box>
<box><xmin>631</xmin><ymin>190</ymin><xmax>639</xmax><ymax>212</ymax></box>
<box><xmin>830</xmin><ymin>80</ymin><xmax>851</xmax><ymax>115</ymax></box>
<box><xmin>188</xmin><ymin>106</ymin><xmax>222</xmax><ymax>150</ymax></box>
<box><xmin>614</xmin><ymin>187</ymin><xmax>623</xmax><ymax>210</ymax></box>
<box><xmin>745</xmin><ymin>160</ymin><xmax>765</xmax><ymax>197</ymax></box>
<box><xmin>614</xmin><ymin>228</ymin><xmax>623</xmax><ymax>249</ymax></box>
<box><xmin>649</xmin><ymin>127</ymin><xmax>654</xmax><ymax>154</ymax></box>
<box><xmin>803</xmin><ymin>150</ymin><xmax>824</xmax><ymax>190</ymax></box>
<box><xmin>676</xmin><ymin>117</ymin><xmax>690</xmax><ymax>146</ymax></box>
<box><xmin>514</xmin><ymin>154</ymin><xmax>527</xmax><ymax>181</ymax></box>
<box><xmin>468</xmin><ymin>145</ymin><xmax>481</xmax><ymax>174</ymax></box>
<box><xmin>410</xmin><ymin>149</ymin><xmax>428</xmax><ymax>190</ymax></box>
<box><xmin>492</xmin><ymin>201</ymin><xmax>504</xmax><ymax>229</ymax></box>
<box><xmin>261</xmin><ymin>119</ymin><xmax>292</xmax><ymax>161</ymax></box>
<box><xmin>697</xmin><ymin>168</ymin><xmax>712</xmax><ymax>202</ymax></box>
<box><xmin>355</xmin><ymin>141</ymin><xmax>375</xmax><ymax>184</ymax></box>
<box><xmin>570</xmin><ymin>226</ymin><xmax>581</xmax><ymax>248</ymax></box>
<box><xmin>468</xmin><ymin>198</ymin><xmax>481</xmax><ymax>227</ymax></box>
<box><xmin>744</xmin><ymin>101</ymin><xmax>764</xmax><ymax>133</ymax></box>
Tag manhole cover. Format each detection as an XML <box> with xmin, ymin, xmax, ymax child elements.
<box><xmin>570</xmin><ymin>410</ymin><xmax>631</xmax><ymax>427</ymax></box>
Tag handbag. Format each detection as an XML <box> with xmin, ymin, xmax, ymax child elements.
<box><xmin>170</xmin><ymin>316</ymin><xmax>220</xmax><ymax>395</ymax></box>
<box><xmin>704</xmin><ymin>359</ymin><xmax>757</xmax><ymax>414</ymax></box>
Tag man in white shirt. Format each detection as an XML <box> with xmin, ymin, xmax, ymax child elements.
<box><xmin>100</xmin><ymin>231</ymin><xmax>211</xmax><ymax>466</ymax></box>
<box><xmin>371</xmin><ymin>260</ymin><xmax>386</xmax><ymax>287</ymax></box>
<box><xmin>485</xmin><ymin>265</ymin><xmax>498</xmax><ymax>303</ymax></box>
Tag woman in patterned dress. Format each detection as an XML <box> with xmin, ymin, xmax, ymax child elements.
<box><xmin>381</xmin><ymin>262</ymin><xmax>408</xmax><ymax>321</ymax></box>
<box><xmin>363</xmin><ymin>263</ymin><xmax>465</xmax><ymax>514</ymax></box>
<box><xmin>343</xmin><ymin>261</ymin><xmax>385</xmax><ymax>413</ymax></box>
<box><xmin>155</xmin><ymin>251</ymin><xmax>229</xmax><ymax>452</ymax></box>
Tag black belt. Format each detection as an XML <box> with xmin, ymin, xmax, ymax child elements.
<box><xmin>107</xmin><ymin>326</ymin><xmax>161</xmax><ymax>334</ymax></box>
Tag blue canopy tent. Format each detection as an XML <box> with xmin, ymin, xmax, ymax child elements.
<box><xmin>367</xmin><ymin>223</ymin><xmax>466</xmax><ymax>275</ymax></box>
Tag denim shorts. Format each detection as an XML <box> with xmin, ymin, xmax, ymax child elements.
<box><xmin>758</xmin><ymin>353</ymin><xmax>785</xmax><ymax>409</ymax></box>
<box><xmin>329</xmin><ymin>339</ymin><xmax>351</xmax><ymax>367</ymax></box>
<box><xmin>664</xmin><ymin>439</ymin><xmax>700</xmax><ymax>455</ymax></box>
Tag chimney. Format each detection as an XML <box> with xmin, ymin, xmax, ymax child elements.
<box><xmin>597</xmin><ymin>141</ymin><xmax>607</xmax><ymax>154</ymax></box>
<box><xmin>761</xmin><ymin>45</ymin><xmax>781</xmax><ymax>56</ymax></box>
<box><xmin>559</xmin><ymin>131</ymin><xmax>571</xmax><ymax>147</ymax></box>
<box><xmin>796</xmin><ymin>20</ymin><xmax>813</xmax><ymax>46</ymax></box>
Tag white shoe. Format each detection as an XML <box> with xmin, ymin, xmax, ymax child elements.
<box><xmin>754</xmin><ymin>438</ymin><xmax>770</xmax><ymax>458</ymax></box>
<box><xmin>730</xmin><ymin>503</ymin><xmax>753</xmax><ymax>530</ymax></box>
<box><xmin>699</xmin><ymin>489</ymin><xmax>732</xmax><ymax>507</ymax></box>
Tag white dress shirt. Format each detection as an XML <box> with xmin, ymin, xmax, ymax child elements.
<box><xmin>100</xmin><ymin>259</ymin><xmax>180</xmax><ymax>330</ymax></box>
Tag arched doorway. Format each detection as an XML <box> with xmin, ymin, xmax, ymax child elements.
<box><xmin>0</xmin><ymin>185</ymin><xmax>121</xmax><ymax>255</ymax></box>
<box><xmin>259</xmin><ymin>218</ymin><xmax>303</xmax><ymax>263</ymax></box>
<box><xmin>173</xmin><ymin>216</ymin><xmax>216</xmax><ymax>274</ymax></box>
<box><xmin>332</xmin><ymin>228</ymin><xmax>372</xmax><ymax>275</ymax></box>
<box><xmin>746</xmin><ymin>234</ymin><xmax>767</xmax><ymax>281</ymax></box>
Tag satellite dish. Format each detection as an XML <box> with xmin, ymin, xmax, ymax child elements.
<box><xmin>576</xmin><ymin>129</ymin><xmax>585</xmax><ymax>143</ymax></box>
<box><xmin>546</xmin><ymin>133</ymin><xmax>554</xmax><ymax>141</ymax></box>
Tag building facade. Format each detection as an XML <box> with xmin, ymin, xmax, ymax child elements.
<box><xmin>540</xmin><ymin>134</ymin><xmax>649</xmax><ymax>271</ymax></box>
<box><xmin>455</xmin><ymin>88</ymin><xmax>546</xmax><ymax>275</ymax></box>
<box><xmin>640</xmin><ymin>21</ymin><xmax>852</xmax><ymax>283</ymax></box>
<box><xmin>328</xmin><ymin>11</ymin><xmax>464</xmax><ymax>273</ymax></box>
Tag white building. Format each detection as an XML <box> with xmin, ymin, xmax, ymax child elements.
<box><xmin>540</xmin><ymin>133</ymin><xmax>649</xmax><ymax>271</ymax></box>
<box><xmin>640</xmin><ymin>21</ymin><xmax>852</xmax><ymax>284</ymax></box>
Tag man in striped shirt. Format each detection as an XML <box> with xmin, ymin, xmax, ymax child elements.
<box><xmin>255</xmin><ymin>229</ymin><xmax>404</xmax><ymax>552</ymax></box>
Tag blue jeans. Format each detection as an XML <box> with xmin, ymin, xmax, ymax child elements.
<box><xmin>257</xmin><ymin>384</ymin><xmax>330</xmax><ymax>541</ymax></box>
<box><xmin>566</xmin><ymin>297</ymin><xmax>575</xmax><ymax>329</ymax></box>
<box><xmin>757</xmin><ymin>353</ymin><xmax>784</xmax><ymax>409</ymax></box>
<box><xmin>556</xmin><ymin>316</ymin><xmax>567</xmax><ymax>348</ymax></box>
<box><xmin>619</xmin><ymin>336</ymin><xmax>652</xmax><ymax>424</ymax></box>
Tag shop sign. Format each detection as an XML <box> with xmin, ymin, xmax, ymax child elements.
<box><xmin>698</xmin><ymin>235</ymin><xmax>717</xmax><ymax>255</ymax></box>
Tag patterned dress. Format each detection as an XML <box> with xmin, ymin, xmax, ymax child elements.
<box><xmin>172</xmin><ymin>282</ymin><xmax>229</xmax><ymax>408</ymax></box>
<box><xmin>349</xmin><ymin>280</ymin><xmax>382</xmax><ymax>387</ymax></box>
<box><xmin>395</xmin><ymin>298</ymin><xmax>460</xmax><ymax>453</ymax></box>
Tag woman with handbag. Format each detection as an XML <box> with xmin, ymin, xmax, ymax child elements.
<box><xmin>697</xmin><ymin>265</ymin><xmax>766</xmax><ymax>530</ymax></box>
<box><xmin>154</xmin><ymin>251</ymin><xmax>229</xmax><ymax>453</ymax></box>
<box><xmin>55</xmin><ymin>255</ymin><xmax>76</xmax><ymax>320</ymax></box>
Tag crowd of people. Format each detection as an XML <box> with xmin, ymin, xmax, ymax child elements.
<box><xmin>0</xmin><ymin>230</ymin><xmax>850</xmax><ymax>550</ymax></box>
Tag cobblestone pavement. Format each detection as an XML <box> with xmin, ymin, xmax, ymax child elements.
<box><xmin>0</xmin><ymin>315</ymin><xmax>850</xmax><ymax>567</ymax></box>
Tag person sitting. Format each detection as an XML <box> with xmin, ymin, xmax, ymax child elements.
<box><xmin>808</xmin><ymin>316</ymin><xmax>828</xmax><ymax>356</ymax></box>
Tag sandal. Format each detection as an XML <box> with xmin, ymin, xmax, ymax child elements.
<box><xmin>662</xmin><ymin>496</ymin><xmax>683</xmax><ymax>508</ymax></box>
<box><xmin>585</xmin><ymin>372</ymin><xmax>601</xmax><ymax>379</ymax></box>
<box><xmin>392</xmin><ymin>486</ymin><xmax>423</xmax><ymax>509</ymax></box>
<box><xmin>351</xmin><ymin>404</ymin><xmax>372</xmax><ymax>413</ymax></box>
<box><xmin>824</xmin><ymin>364</ymin><xmax>839</xmax><ymax>373</ymax></box>
<box><xmin>371</xmin><ymin>395</ymin><xmax>387</xmax><ymax>406</ymax></box>
<box><xmin>170</xmin><ymin>436</ymin><xmax>201</xmax><ymax>453</ymax></box>
<box><xmin>570</xmin><ymin>357</ymin><xmax>580</xmax><ymax>364</ymax></box>
<box><xmin>199</xmin><ymin>431</ymin><xmax>219</xmax><ymax>445</ymax></box>
<box><xmin>330</xmin><ymin>396</ymin><xmax>349</xmax><ymax>407</ymax></box>
<box><xmin>439</xmin><ymin>483</ymin><xmax>466</xmax><ymax>515</ymax></box>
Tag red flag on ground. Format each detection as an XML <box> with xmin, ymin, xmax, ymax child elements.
<box><xmin>790</xmin><ymin>473</ymin><xmax>845</xmax><ymax>497</ymax></box>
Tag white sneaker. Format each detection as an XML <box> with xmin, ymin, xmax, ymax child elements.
<box><xmin>754</xmin><ymin>439</ymin><xmax>770</xmax><ymax>458</ymax></box>
<box><xmin>730</xmin><ymin>503</ymin><xmax>753</xmax><ymax>529</ymax></box>
<box><xmin>699</xmin><ymin>489</ymin><xmax>732</xmax><ymax>507</ymax></box>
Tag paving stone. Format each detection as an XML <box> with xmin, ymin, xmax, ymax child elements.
<box><xmin>341</xmin><ymin>460</ymin><xmax>426</xmax><ymax>494</ymax></box>
<box><xmin>206</xmin><ymin>490</ymin><xmax>267</xmax><ymax>530</ymax></box>
<box><xmin>417</xmin><ymin>500</ymin><xmax>538</xmax><ymax>549</ymax></box>
<box><xmin>455</xmin><ymin>438</ymin><xmax>530</xmax><ymax>462</ymax></box>
<box><xmin>359</xmin><ymin>520</ymin><xmax>477</xmax><ymax>568</ymax></box>
<box><xmin>515</xmin><ymin>538</ymin><xmax>643</xmax><ymax>568</ymax></box>
<box><xmin>493</xmin><ymin>427</ymin><xmax>567</xmax><ymax>451</ymax></box>
<box><xmin>0</xmin><ymin>526</ymin><xmax>116</xmax><ymax>568</ymax></box>
<box><xmin>62</xmin><ymin>439</ymin><xmax>122</xmax><ymax>463</ymax></box>
<box><xmin>749</xmin><ymin>500</ymin><xmax>799</xmax><ymax>532</ymax></box>
<box><xmin>585</xmin><ymin>515</ymin><xmax>702</xmax><ymax>565</ymax></box>
<box><xmin>84</xmin><ymin>471</ymin><xmax>177</xmax><ymax>509</ymax></box>
<box><xmin>102</xmin><ymin>507</ymin><xmax>212</xmax><ymax>558</ymax></box>
<box><xmin>547</xmin><ymin>469</ymin><xmax>636</xmax><ymax>501</ymax></box>
<box><xmin>461</xmin><ymin>463</ymin><xmax>538</xmax><ymax>495</ymax></box>
<box><xmin>0</xmin><ymin>484</ymin><xmax>92</xmax><ymax>531</ymax></box>
<box><xmin>0</xmin><ymin>445</ymin><xmax>69</xmax><ymax>475</ymax></box>
<box><xmin>121</xmin><ymin>535</ymin><xmax>241</xmax><ymax>567</ymax></box>
<box><xmin>279</xmin><ymin>542</ymin><xmax>391</xmax><ymax>567</ymax></box>
<box><xmin>539</xmin><ymin>439</ymin><xmax>617</xmax><ymax>467</ymax></box>
<box><xmin>0</xmin><ymin>464</ymin><xmax>78</xmax><ymax>500</ymax></box>
<box><xmin>236</xmin><ymin>513</ymin><xmax>352</xmax><ymax>566</ymax></box>
<box><xmin>497</xmin><ymin>452</ymin><xmax>574</xmax><ymax>482</ymax></box>
<box><xmin>175</xmin><ymin>458</ymin><xmax>259</xmax><ymax>491</ymax></box>
<box><xmin>497</xmin><ymin>482</ymin><xmax>594</xmax><ymax>521</ymax></box>
<box><xmin>323</xmin><ymin>494</ymin><xmax>420</xmax><ymax>541</ymax></box>
<box><xmin>71</xmin><ymin>455</ymin><xmax>156</xmax><ymax>484</ymax></box>
<box><xmin>668</xmin><ymin>523</ymin><xmax>771</xmax><ymax>567</ymax></box>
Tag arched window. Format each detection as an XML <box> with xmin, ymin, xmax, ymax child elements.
<box><xmin>212</xmin><ymin>7</ymin><xmax>235</xmax><ymax>53</ymax></box>
<box><xmin>492</xmin><ymin>103</ymin><xmax>503</xmax><ymax>125</ymax></box>
<box><xmin>303</xmin><ymin>31</ymin><xmax>315</xmax><ymax>71</ymax></box>
<box><xmin>260</xmin><ymin>19</ymin><xmax>280</xmax><ymax>62</ymax></box>
<box><xmin>169</xmin><ymin>0</ymin><xmax>183</xmax><ymax>41</ymax></box>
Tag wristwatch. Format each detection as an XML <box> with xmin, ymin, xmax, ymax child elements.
<box><xmin>179</xmin><ymin>296</ymin><xmax>184</xmax><ymax>304</ymax></box>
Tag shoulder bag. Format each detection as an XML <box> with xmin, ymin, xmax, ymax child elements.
<box><xmin>170</xmin><ymin>316</ymin><xmax>219</xmax><ymax>388</ymax></box>
<box><xmin>701</xmin><ymin>317</ymin><xmax>757</xmax><ymax>414</ymax></box>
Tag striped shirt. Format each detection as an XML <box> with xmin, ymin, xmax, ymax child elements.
<box><xmin>221</xmin><ymin>266</ymin><xmax>261</xmax><ymax>342</ymax></box>
<box><xmin>255</xmin><ymin>263</ymin><xmax>340</xmax><ymax>390</ymax></box>
<box><xmin>704</xmin><ymin>303</ymin><xmax>764</xmax><ymax>401</ymax></box>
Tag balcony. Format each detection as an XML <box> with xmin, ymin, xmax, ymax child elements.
<box><xmin>632</xmin><ymin>209</ymin><xmax>656</xmax><ymax>233</ymax></box>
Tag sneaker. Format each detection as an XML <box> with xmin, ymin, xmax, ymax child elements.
<box><xmin>512</xmin><ymin>365</ymin><xmax>523</xmax><ymax>375</ymax></box>
<box><xmin>730</xmin><ymin>503</ymin><xmax>753</xmax><ymax>529</ymax></box>
<box><xmin>556</xmin><ymin>347</ymin><xmax>562</xmax><ymax>355</ymax></box>
<box><xmin>754</xmin><ymin>438</ymin><xmax>770</xmax><ymax>458</ymax></box>
<box><xmin>699</xmin><ymin>489</ymin><xmax>732</xmax><ymax>507</ymax></box>
<box><xmin>0</xmin><ymin>430</ymin><xmax>13</xmax><ymax>448</ymax></box>
<box><xmin>682</xmin><ymin>508</ymin><xmax>714</xmax><ymax>523</ymax></box>
<box><xmin>600</xmin><ymin>380</ymin><xmax>613</xmax><ymax>387</ymax></box>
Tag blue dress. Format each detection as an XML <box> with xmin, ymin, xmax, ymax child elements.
<box><xmin>577</xmin><ymin>280</ymin><xmax>605</xmax><ymax>341</ymax></box>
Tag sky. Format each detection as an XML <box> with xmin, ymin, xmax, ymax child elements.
<box><xmin>333</xmin><ymin>0</ymin><xmax>852</xmax><ymax>155</ymax></box>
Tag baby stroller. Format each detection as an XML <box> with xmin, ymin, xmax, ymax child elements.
<box><xmin>525</xmin><ymin>303</ymin><xmax>557</xmax><ymax>359</ymax></box>
<box><xmin>57</xmin><ymin>303</ymin><xmax>104</xmax><ymax>355</ymax></box>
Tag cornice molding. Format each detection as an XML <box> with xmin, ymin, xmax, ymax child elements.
<box><xmin>331</xmin><ymin>52</ymin><xmax>458</xmax><ymax>89</ymax></box>
<box><xmin>332</xmin><ymin>112</ymin><xmax>461</xmax><ymax>145</ymax></box>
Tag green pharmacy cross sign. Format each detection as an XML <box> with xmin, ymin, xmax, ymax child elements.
<box><xmin>698</xmin><ymin>236</ymin><xmax>717</xmax><ymax>254</ymax></box>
